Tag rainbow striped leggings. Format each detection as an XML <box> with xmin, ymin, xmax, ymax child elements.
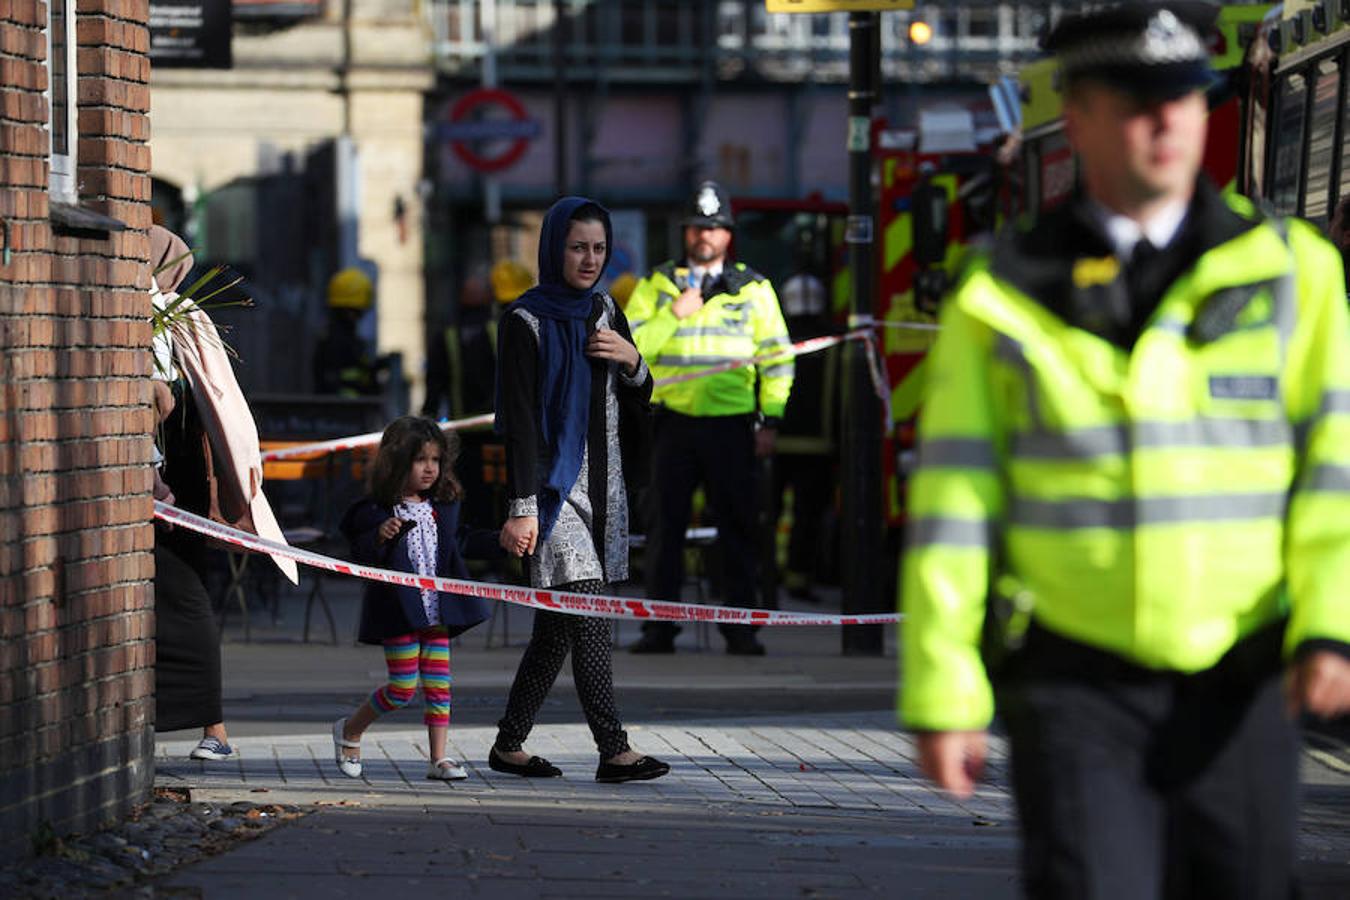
<box><xmin>370</xmin><ymin>626</ymin><xmax>450</xmax><ymax>727</ymax></box>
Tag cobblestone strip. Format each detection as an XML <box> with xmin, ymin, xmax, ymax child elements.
<box><xmin>736</xmin><ymin>725</ymin><xmax>859</xmax><ymax>809</ymax></box>
<box><xmin>831</xmin><ymin>720</ymin><xmax>998</xmax><ymax>818</ymax></box>
<box><xmin>686</xmin><ymin>726</ymin><xmax>791</xmax><ymax>805</ymax></box>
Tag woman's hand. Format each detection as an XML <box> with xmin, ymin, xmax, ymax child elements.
<box><xmin>377</xmin><ymin>517</ymin><xmax>405</xmax><ymax>544</ymax></box>
<box><xmin>152</xmin><ymin>469</ymin><xmax>175</xmax><ymax>505</ymax></box>
<box><xmin>586</xmin><ymin>327</ymin><xmax>640</xmax><ymax>376</ymax></box>
<box><xmin>151</xmin><ymin>380</ymin><xmax>175</xmax><ymax>424</ymax></box>
<box><xmin>500</xmin><ymin>515</ymin><xmax>539</xmax><ymax>557</ymax></box>
<box><xmin>153</xmin><ymin>469</ymin><xmax>175</xmax><ymax>529</ymax></box>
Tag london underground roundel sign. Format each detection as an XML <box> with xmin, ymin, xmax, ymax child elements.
<box><xmin>442</xmin><ymin>88</ymin><xmax>541</xmax><ymax>174</ymax></box>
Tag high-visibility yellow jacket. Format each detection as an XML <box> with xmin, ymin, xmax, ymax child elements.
<box><xmin>901</xmin><ymin>189</ymin><xmax>1350</xmax><ymax>732</ymax></box>
<box><xmin>628</xmin><ymin>261</ymin><xmax>794</xmax><ymax>419</ymax></box>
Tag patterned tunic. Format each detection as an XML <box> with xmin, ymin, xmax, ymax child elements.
<box><xmin>394</xmin><ymin>498</ymin><xmax>440</xmax><ymax>625</ymax></box>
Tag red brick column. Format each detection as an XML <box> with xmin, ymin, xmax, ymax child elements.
<box><xmin>0</xmin><ymin>0</ymin><xmax>156</xmax><ymax>854</ymax></box>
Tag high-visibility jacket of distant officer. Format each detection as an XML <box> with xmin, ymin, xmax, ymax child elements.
<box><xmin>626</xmin><ymin>180</ymin><xmax>794</xmax><ymax>657</ymax></box>
<box><xmin>627</xmin><ymin>256</ymin><xmax>794</xmax><ymax>418</ymax></box>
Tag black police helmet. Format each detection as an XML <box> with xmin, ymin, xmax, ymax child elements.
<box><xmin>682</xmin><ymin>181</ymin><xmax>734</xmax><ymax>230</ymax></box>
<box><xmin>1045</xmin><ymin>1</ymin><xmax>1220</xmax><ymax>100</ymax></box>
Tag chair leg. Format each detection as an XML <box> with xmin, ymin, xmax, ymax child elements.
<box><xmin>302</xmin><ymin>573</ymin><xmax>337</xmax><ymax>644</ymax></box>
<box><xmin>224</xmin><ymin>552</ymin><xmax>251</xmax><ymax>644</ymax></box>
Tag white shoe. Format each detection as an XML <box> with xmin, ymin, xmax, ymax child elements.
<box><xmin>332</xmin><ymin>718</ymin><xmax>362</xmax><ymax>779</ymax></box>
<box><xmin>427</xmin><ymin>758</ymin><xmax>468</xmax><ymax>781</ymax></box>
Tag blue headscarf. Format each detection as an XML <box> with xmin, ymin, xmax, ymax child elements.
<box><xmin>496</xmin><ymin>196</ymin><xmax>612</xmax><ymax>543</ymax></box>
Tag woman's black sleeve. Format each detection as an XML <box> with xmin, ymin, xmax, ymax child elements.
<box><xmin>498</xmin><ymin>312</ymin><xmax>540</xmax><ymax>509</ymax></box>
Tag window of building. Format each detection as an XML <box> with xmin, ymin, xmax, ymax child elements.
<box><xmin>1303</xmin><ymin>57</ymin><xmax>1340</xmax><ymax>224</ymax></box>
<box><xmin>47</xmin><ymin>0</ymin><xmax>78</xmax><ymax>203</ymax></box>
<box><xmin>1339</xmin><ymin>49</ymin><xmax>1350</xmax><ymax>207</ymax></box>
<box><xmin>1270</xmin><ymin>71</ymin><xmax>1308</xmax><ymax>216</ymax></box>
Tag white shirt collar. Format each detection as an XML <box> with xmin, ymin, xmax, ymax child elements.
<box><xmin>690</xmin><ymin>262</ymin><xmax>724</xmax><ymax>284</ymax></box>
<box><xmin>1088</xmin><ymin>198</ymin><xmax>1190</xmax><ymax>260</ymax></box>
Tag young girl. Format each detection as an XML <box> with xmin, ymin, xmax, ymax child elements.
<box><xmin>333</xmin><ymin>416</ymin><xmax>499</xmax><ymax>781</ymax></box>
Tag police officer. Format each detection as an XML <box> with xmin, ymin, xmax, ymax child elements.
<box><xmin>313</xmin><ymin>267</ymin><xmax>381</xmax><ymax>396</ymax></box>
<box><xmin>627</xmin><ymin>181</ymin><xmax>794</xmax><ymax>655</ymax></box>
<box><xmin>901</xmin><ymin>3</ymin><xmax>1350</xmax><ymax>897</ymax></box>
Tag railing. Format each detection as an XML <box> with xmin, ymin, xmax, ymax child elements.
<box><xmin>422</xmin><ymin>0</ymin><xmax>1061</xmax><ymax>83</ymax></box>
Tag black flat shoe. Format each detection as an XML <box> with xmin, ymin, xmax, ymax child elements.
<box><xmin>488</xmin><ymin>746</ymin><xmax>561</xmax><ymax>778</ymax></box>
<box><xmin>595</xmin><ymin>755</ymin><xmax>670</xmax><ymax>784</ymax></box>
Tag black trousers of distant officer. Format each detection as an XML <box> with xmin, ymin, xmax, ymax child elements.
<box><xmin>643</xmin><ymin>410</ymin><xmax>760</xmax><ymax>644</ymax></box>
<box><xmin>996</xmin><ymin>621</ymin><xmax>1297</xmax><ymax>900</ymax></box>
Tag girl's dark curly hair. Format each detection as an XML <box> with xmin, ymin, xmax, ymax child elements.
<box><xmin>367</xmin><ymin>415</ymin><xmax>463</xmax><ymax>507</ymax></box>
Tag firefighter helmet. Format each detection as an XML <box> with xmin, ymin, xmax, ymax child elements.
<box><xmin>327</xmin><ymin>267</ymin><xmax>373</xmax><ymax>311</ymax></box>
<box><xmin>608</xmin><ymin>272</ymin><xmax>638</xmax><ymax>309</ymax></box>
<box><xmin>491</xmin><ymin>259</ymin><xmax>533</xmax><ymax>304</ymax></box>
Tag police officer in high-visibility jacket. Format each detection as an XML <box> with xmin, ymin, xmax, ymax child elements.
<box><xmin>902</xmin><ymin>3</ymin><xmax>1350</xmax><ymax>896</ymax></box>
<box><xmin>627</xmin><ymin>181</ymin><xmax>794</xmax><ymax>655</ymax></box>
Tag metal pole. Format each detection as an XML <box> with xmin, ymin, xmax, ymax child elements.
<box><xmin>553</xmin><ymin>0</ymin><xmax>567</xmax><ymax>195</ymax></box>
<box><xmin>483</xmin><ymin>0</ymin><xmax>501</xmax><ymax>224</ymax></box>
<box><xmin>841</xmin><ymin>11</ymin><xmax>884</xmax><ymax>656</ymax></box>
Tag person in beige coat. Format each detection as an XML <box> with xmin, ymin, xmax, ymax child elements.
<box><xmin>149</xmin><ymin>225</ymin><xmax>295</xmax><ymax>760</ymax></box>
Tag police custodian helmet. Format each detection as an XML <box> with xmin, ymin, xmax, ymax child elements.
<box><xmin>1045</xmin><ymin>1</ymin><xmax>1220</xmax><ymax>99</ymax></box>
<box><xmin>682</xmin><ymin>180</ymin><xmax>734</xmax><ymax>230</ymax></box>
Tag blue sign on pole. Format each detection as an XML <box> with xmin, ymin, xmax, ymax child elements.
<box><xmin>436</xmin><ymin>120</ymin><xmax>542</xmax><ymax>142</ymax></box>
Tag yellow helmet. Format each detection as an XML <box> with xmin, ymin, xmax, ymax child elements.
<box><xmin>491</xmin><ymin>259</ymin><xmax>533</xmax><ymax>304</ymax></box>
<box><xmin>327</xmin><ymin>267</ymin><xmax>373</xmax><ymax>310</ymax></box>
<box><xmin>608</xmin><ymin>272</ymin><xmax>638</xmax><ymax>309</ymax></box>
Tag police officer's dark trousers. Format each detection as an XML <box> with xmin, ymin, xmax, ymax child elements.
<box><xmin>996</xmin><ymin>621</ymin><xmax>1297</xmax><ymax>900</ymax></box>
<box><xmin>643</xmin><ymin>410</ymin><xmax>761</xmax><ymax>643</ymax></box>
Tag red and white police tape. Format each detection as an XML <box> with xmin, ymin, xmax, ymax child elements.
<box><xmin>153</xmin><ymin>501</ymin><xmax>901</xmax><ymax>627</ymax></box>
<box><xmin>261</xmin><ymin>412</ymin><xmax>496</xmax><ymax>462</ymax></box>
<box><xmin>261</xmin><ymin>328</ymin><xmax>892</xmax><ymax>463</ymax></box>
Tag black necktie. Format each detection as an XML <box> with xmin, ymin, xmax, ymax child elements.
<box><xmin>700</xmin><ymin>273</ymin><xmax>717</xmax><ymax>297</ymax></box>
<box><xmin>1126</xmin><ymin>239</ymin><xmax>1158</xmax><ymax>300</ymax></box>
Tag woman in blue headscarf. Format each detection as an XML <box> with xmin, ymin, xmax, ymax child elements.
<box><xmin>490</xmin><ymin>196</ymin><xmax>669</xmax><ymax>784</ymax></box>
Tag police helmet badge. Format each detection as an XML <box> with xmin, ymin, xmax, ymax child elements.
<box><xmin>697</xmin><ymin>185</ymin><xmax>721</xmax><ymax>218</ymax></box>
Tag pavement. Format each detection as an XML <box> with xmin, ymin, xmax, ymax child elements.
<box><xmin>150</xmin><ymin>568</ymin><xmax>1350</xmax><ymax>898</ymax></box>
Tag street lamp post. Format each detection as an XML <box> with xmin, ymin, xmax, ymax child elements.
<box><xmin>840</xmin><ymin>10</ymin><xmax>885</xmax><ymax>656</ymax></box>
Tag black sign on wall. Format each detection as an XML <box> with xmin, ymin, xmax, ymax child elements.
<box><xmin>149</xmin><ymin>0</ymin><xmax>232</xmax><ymax>69</ymax></box>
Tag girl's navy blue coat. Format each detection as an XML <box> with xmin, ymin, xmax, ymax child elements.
<box><xmin>340</xmin><ymin>497</ymin><xmax>500</xmax><ymax>644</ymax></box>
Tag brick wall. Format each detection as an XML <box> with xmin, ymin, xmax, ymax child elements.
<box><xmin>0</xmin><ymin>0</ymin><xmax>155</xmax><ymax>856</ymax></box>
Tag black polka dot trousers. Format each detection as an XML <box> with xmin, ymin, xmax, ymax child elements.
<box><xmin>494</xmin><ymin>579</ymin><xmax>631</xmax><ymax>760</ymax></box>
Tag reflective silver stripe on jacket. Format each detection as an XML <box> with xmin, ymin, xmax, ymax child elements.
<box><xmin>1302</xmin><ymin>464</ymin><xmax>1350</xmax><ymax>494</ymax></box>
<box><xmin>907</xmin><ymin>517</ymin><xmax>994</xmax><ymax>549</ymax></box>
<box><xmin>654</xmin><ymin>354</ymin><xmax>741</xmax><ymax>367</ymax></box>
<box><xmin>917</xmin><ymin>438</ymin><xmax>999</xmax><ymax>469</ymax></box>
<box><xmin>1009</xmin><ymin>491</ymin><xmax>1286</xmax><ymax>529</ymax></box>
<box><xmin>673</xmin><ymin>326</ymin><xmax>748</xmax><ymax>339</ymax></box>
<box><xmin>1009</xmin><ymin>417</ymin><xmax>1292</xmax><ymax>460</ymax></box>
